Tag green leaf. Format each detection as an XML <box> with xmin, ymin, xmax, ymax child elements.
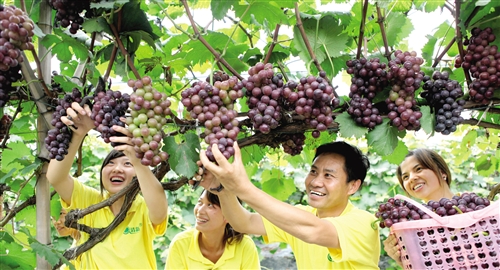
<box><xmin>0</xmin><ymin>168</ymin><xmax>16</xmax><ymax>184</ymax></box>
<box><xmin>234</xmin><ymin>1</ymin><xmax>291</xmax><ymax>27</ymax></box>
<box><xmin>475</xmin><ymin>155</ymin><xmax>496</xmax><ymax>176</ymax></box>
<box><xmin>163</xmin><ymin>134</ymin><xmax>200</xmax><ymax>177</ymax></box>
<box><xmin>82</xmin><ymin>17</ymin><xmax>113</xmax><ymax>36</ymax></box>
<box><xmin>0</xmin><ymin>232</ymin><xmax>36</xmax><ymax>269</ymax></box>
<box><xmin>385</xmin><ymin>13</ymin><xmax>413</xmax><ymax>46</ymax></box>
<box><xmin>475</xmin><ymin>0</ymin><xmax>491</xmax><ymax>6</ymax></box>
<box><xmin>461</xmin><ymin>129</ymin><xmax>477</xmax><ymax>148</ymax></box>
<box><xmin>261</xmin><ymin>168</ymin><xmax>296</xmax><ymax>201</ymax></box>
<box><xmin>419</xmin><ymin>106</ymin><xmax>434</xmax><ymax>135</ymax></box>
<box><xmin>383</xmin><ymin>140</ymin><xmax>408</xmax><ymax>165</ymax></box>
<box><xmin>91</xmin><ymin>0</ymin><xmax>128</xmax><ymax>9</ymax></box>
<box><xmin>1</xmin><ymin>142</ymin><xmax>32</xmax><ymax>170</ymax></box>
<box><xmin>366</xmin><ymin>119</ymin><xmax>399</xmax><ymax>156</ymax></box>
<box><xmin>115</xmin><ymin>1</ymin><xmax>159</xmax><ymax>40</ymax></box>
<box><xmin>335</xmin><ymin>112</ymin><xmax>368</xmax><ymax>139</ymax></box>
<box><xmin>211</xmin><ymin>0</ymin><xmax>236</xmax><ymax>20</ymax></box>
<box><xmin>421</xmin><ymin>35</ymin><xmax>438</xmax><ymax>65</ymax></box>
<box><xmin>240</xmin><ymin>144</ymin><xmax>265</xmax><ymax>165</ymax></box>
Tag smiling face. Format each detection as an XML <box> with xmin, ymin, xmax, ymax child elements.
<box><xmin>101</xmin><ymin>155</ymin><xmax>136</xmax><ymax>195</ymax></box>
<box><xmin>194</xmin><ymin>190</ymin><xmax>227</xmax><ymax>233</ymax></box>
<box><xmin>399</xmin><ymin>155</ymin><xmax>448</xmax><ymax>202</ymax></box>
<box><xmin>305</xmin><ymin>153</ymin><xmax>360</xmax><ymax>217</ymax></box>
<box><xmin>53</xmin><ymin>209</ymin><xmax>71</xmax><ymax>237</ymax></box>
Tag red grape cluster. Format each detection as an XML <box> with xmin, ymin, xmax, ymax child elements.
<box><xmin>375</xmin><ymin>193</ymin><xmax>491</xmax><ymax>229</ymax></box>
<box><xmin>284</xmin><ymin>71</ymin><xmax>335</xmax><ymax>138</ymax></box>
<box><xmin>455</xmin><ymin>27</ymin><xmax>500</xmax><ymax>103</ymax></box>
<box><xmin>244</xmin><ymin>62</ymin><xmax>284</xmax><ymax>134</ymax></box>
<box><xmin>279</xmin><ymin>133</ymin><xmax>306</xmax><ymax>156</ymax></box>
<box><xmin>126</xmin><ymin>76</ymin><xmax>171</xmax><ymax>166</ymax></box>
<box><xmin>49</xmin><ymin>0</ymin><xmax>91</xmax><ymax>34</ymax></box>
<box><xmin>385</xmin><ymin>50</ymin><xmax>424</xmax><ymax>131</ymax></box>
<box><xmin>345</xmin><ymin>58</ymin><xmax>388</xmax><ymax>128</ymax></box>
<box><xmin>421</xmin><ymin>71</ymin><xmax>465</xmax><ymax>135</ymax></box>
<box><xmin>0</xmin><ymin>5</ymin><xmax>35</xmax><ymax>107</ymax></box>
<box><xmin>90</xmin><ymin>89</ymin><xmax>131</xmax><ymax>146</ymax></box>
<box><xmin>182</xmin><ymin>71</ymin><xmax>243</xmax><ymax>161</ymax></box>
<box><xmin>45</xmin><ymin>88</ymin><xmax>83</xmax><ymax>161</ymax></box>
<box><xmin>0</xmin><ymin>113</ymin><xmax>12</xmax><ymax>142</ymax></box>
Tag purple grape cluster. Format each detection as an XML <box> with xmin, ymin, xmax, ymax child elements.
<box><xmin>385</xmin><ymin>50</ymin><xmax>424</xmax><ymax>131</ymax></box>
<box><xmin>421</xmin><ymin>71</ymin><xmax>465</xmax><ymax>135</ymax></box>
<box><xmin>375</xmin><ymin>193</ymin><xmax>491</xmax><ymax>229</ymax></box>
<box><xmin>455</xmin><ymin>27</ymin><xmax>500</xmax><ymax>103</ymax></box>
<box><xmin>244</xmin><ymin>62</ymin><xmax>284</xmax><ymax>134</ymax></box>
<box><xmin>45</xmin><ymin>88</ymin><xmax>83</xmax><ymax>161</ymax></box>
<box><xmin>345</xmin><ymin>58</ymin><xmax>388</xmax><ymax>129</ymax></box>
<box><xmin>126</xmin><ymin>76</ymin><xmax>171</xmax><ymax>166</ymax></box>
<box><xmin>90</xmin><ymin>89</ymin><xmax>130</xmax><ymax>146</ymax></box>
<box><xmin>182</xmin><ymin>71</ymin><xmax>243</xmax><ymax>161</ymax></box>
<box><xmin>49</xmin><ymin>0</ymin><xmax>91</xmax><ymax>34</ymax></box>
<box><xmin>283</xmin><ymin>71</ymin><xmax>335</xmax><ymax>138</ymax></box>
<box><xmin>279</xmin><ymin>133</ymin><xmax>306</xmax><ymax>156</ymax></box>
<box><xmin>0</xmin><ymin>5</ymin><xmax>35</xmax><ymax>107</ymax></box>
<box><xmin>0</xmin><ymin>113</ymin><xmax>12</xmax><ymax>142</ymax></box>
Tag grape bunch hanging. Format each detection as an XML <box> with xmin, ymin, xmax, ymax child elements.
<box><xmin>45</xmin><ymin>88</ymin><xmax>83</xmax><ymax>161</ymax></box>
<box><xmin>0</xmin><ymin>5</ymin><xmax>35</xmax><ymax>107</ymax></box>
<box><xmin>375</xmin><ymin>193</ymin><xmax>491</xmax><ymax>229</ymax></box>
<box><xmin>0</xmin><ymin>113</ymin><xmax>12</xmax><ymax>143</ymax></box>
<box><xmin>455</xmin><ymin>27</ymin><xmax>500</xmax><ymax>103</ymax></box>
<box><xmin>421</xmin><ymin>71</ymin><xmax>465</xmax><ymax>135</ymax></box>
<box><xmin>49</xmin><ymin>0</ymin><xmax>91</xmax><ymax>34</ymax></box>
<box><xmin>126</xmin><ymin>76</ymin><xmax>172</xmax><ymax>166</ymax></box>
<box><xmin>182</xmin><ymin>71</ymin><xmax>244</xmax><ymax>161</ymax></box>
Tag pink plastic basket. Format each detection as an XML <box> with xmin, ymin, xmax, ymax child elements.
<box><xmin>391</xmin><ymin>195</ymin><xmax>500</xmax><ymax>270</ymax></box>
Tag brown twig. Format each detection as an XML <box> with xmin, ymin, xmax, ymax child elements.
<box><xmin>356</xmin><ymin>0</ymin><xmax>369</xmax><ymax>59</ymax></box>
<box><xmin>376</xmin><ymin>4</ymin><xmax>391</xmax><ymax>62</ymax></box>
<box><xmin>432</xmin><ymin>36</ymin><xmax>456</xmax><ymax>67</ymax></box>
<box><xmin>82</xmin><ymin>32</ymin><xmax>98</xmax><ymax>86</ymax></box>
<box><xmin>455</xmin><ymin>0</ymin><xmax>472</xmax><ymax>86</ymax></box>
<box><xmin>264</xmin><ymin>24</ymin><xmax>281</xmax><ymax>64</ymax></box>
<box><xmin>108</xmin><ymin>11</ymin><xmax>141</xmax><ymax>80</ymax></box>
<box><xmin>488</xmin><ymin>182</ymin><xmax>500</xmax><ymax>201</ymax></box>
<box><xmin>28</xmin><ymin>48</ymin><xmax>52</xmax><ymax>97</ymax></box>
<box><xmin>294</xmin><ymin>3</ymin><xmax>322</xmax><ymax>72</ymax></box>
<box><xmin>180</xmin><ymin>0</ymin><xmax>243</xmax><ymax>80</ymax></box>
<box><xmin>462</xmin><ymin>119</ymin><xmax>500</xmax><ymax>129</ymax></box>
<box><xmin>104</xmin><ymin>45</ymin><xmax>119</xmax><ymax>82</ymax></box>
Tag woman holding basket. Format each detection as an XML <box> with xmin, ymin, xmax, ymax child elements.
<box><xmin>383</xmin><ymin>148</ymin><xmax>454</xmax><ymax>266</ymax></box>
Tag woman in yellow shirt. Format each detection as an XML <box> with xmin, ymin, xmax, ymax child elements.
<box><xmin>166</xmin><ymin>171</ymin><xmax>260</xmax><ymax>269</ymax></box>
<box><xmin>383</xmin><ymin>148</ymin><xmax>454</xmax><ymax>266</ymax></box>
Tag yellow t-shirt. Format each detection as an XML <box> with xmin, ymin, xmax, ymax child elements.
<box><xmin>62</xmin><ymin>180</ymin><xmax>167</xmax><ymax>269</ymax></box>
<box><xmin>262</xmin><ymin>201</ymin><xmax>380</xmax><ymax>269</ymax></box>
<box><xmin>165</xmin><ymin>228</ymin><xmax>260</xmax><ymax>269</ymax></box>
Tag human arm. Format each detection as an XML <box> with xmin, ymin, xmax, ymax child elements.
<box><xmin>200</xmin><ymin>142</ymin><xmax>341</xmax><ymax>248</ymax></box>
<box><xmin>383</xmin><ymin>233</ymin><xmax>403</xmax><ymax>267</ymax></box>
<box><xmin>195</xmin><ymin>164</ymin><xmax>266</xmax><ymax>236</ymax></box>
<box><xmin>46</xmin><ymin>102</ymin><xmax>95</xmax><ymax>204</ymax></box>
<box><xmin>110</xmin><ymin>125</ymin><xmax>168</xmax><ymax>226</ymax></box>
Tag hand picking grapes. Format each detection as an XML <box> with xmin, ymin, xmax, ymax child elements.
<box><xmin>46</xmin><ymin>100</ymin><xmax>169</xmax><ymax>269</ymax></box>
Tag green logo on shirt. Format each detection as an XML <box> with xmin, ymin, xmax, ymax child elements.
<box><xmin>327</xmin><ymin>254</ymin><xmax>333</xmax><ymax>262</ymax></box>
<box><xmin>124</xmin><ymin>226</ymin><xmax>141</xmax><ymax>235</ymax></box>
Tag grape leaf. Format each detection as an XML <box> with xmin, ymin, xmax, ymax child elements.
<box><xmin>385</xmin><ymin>13</ymin><xmax>413</xmax><ymax>46</ymax></box>
<box><xmin>211</xmin><ymin>0</ymin><xmax>236</xmax><ymax>20</ymax></box>
<box><xmin>234</xmin><ymin>1</ymin><xmax>292</xmax><ymax>27</ymax></box>
<box><xmin>366</xmin><ymin>119</ymin><xmax>399</xmax><ymax>156</ymax></box>
<box><xmin>335</xmin><ymin>112</ymin><xmax>368</xmax><ymax>139</ymax></box>
<box><xmin>475</xmin><ymin>155</ymin><xmax>496</xmax><ymax>176</ymax></box>
<box><xmin>163</xmin><ymin>134</ymin><xmax>200</xmax><ymax>177</ymax></box>
<box><xmin>82</xmin><ymin>17</ymin><xmax>112</xmax><ymax>36</ymax></box>
<box><xmin>421</xmin><ymin>35</ymin><xmax>437</xmax><ymax>65</ymax></box>
<box><xmin>460</xmin><ymin>129</ymin><xmax>477</xmax><ymax>148</ymax></box>
<box><xmin>383</xmin><ymin>140</ymin><xmax>409</xmax><ymax>165</ymax></box>
<box><xmin>419</xmin><ymin>106</ymin><xmax>434</xmax><ymax>135</ymax></box>
<box><xmin>424</xmin><ymin>0</ymin><xmax>445</xmax><ymax>12</ymax></box>
<box><xmin>115</xmin><ymin>1</ymin><xmax>159</xmax><ymax>40</ymax></box>
<box><xmin>261</xmin><ymin>168</ymin><xmax>296</xmax><ymax>201</ymax></box>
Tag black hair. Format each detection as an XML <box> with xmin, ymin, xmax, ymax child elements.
<box><xmin>202</xmin><ymin>190</ymin><xmax>244</xmax><ymax>245</ymax></box>
<box><xmin>99</xmin><ymin>149</ymin><xmax>126</xmax><ymax>194</ymax></box>
<box><xmin>313</xmin><ymin>141</ymin><xmax>370</xmax><ymax>185</ymax></box>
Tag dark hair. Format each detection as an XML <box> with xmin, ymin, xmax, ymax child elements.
<box><xmin>313</xmin><ymin>141</ymin><xmax>370</xmax><ymax>185</ymax></box>
<box><xmin>396</xmin><ymin>149</ymin><xmax>451</xmax><ymax>192</ymax></box>
<box><xmin>202</xmin><ymin>190</ymin><xmax>244</xmax><ymax>245</ymax></box>
<box><xmin>99</xmin><ymin>150</ymin><xmax>126</xmax><ymax>194</ymax></box>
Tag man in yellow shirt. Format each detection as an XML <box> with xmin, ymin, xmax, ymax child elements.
<box><xmin>199</xmin><ymin>141</ymin><xmax>380</xmax><ymax>269</ymax></box>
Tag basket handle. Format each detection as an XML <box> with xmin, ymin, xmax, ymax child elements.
<box><xmin>394</xmin><ymin>194</ymin><xmax>451</xmax><ymax>225</ymax></box>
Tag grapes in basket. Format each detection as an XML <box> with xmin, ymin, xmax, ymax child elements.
<box><xmin>375</xmin><ymin>192</ymin><xmax>491</xmax><ymax>228</ymax></box>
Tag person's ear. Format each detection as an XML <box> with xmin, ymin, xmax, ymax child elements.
<box><xmin>347</xmin><ymin>179</ymin><xmax>362</xmax><ymax>195</ymax></box>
